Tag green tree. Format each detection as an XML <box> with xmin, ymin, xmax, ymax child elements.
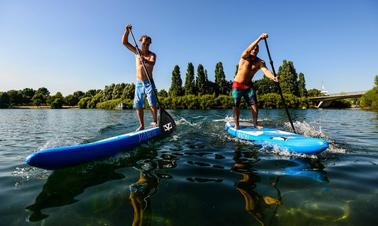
<box><xmin>215</xmin><ymin>62</ymin><xmax>228</xmax><ymax>95</ymax></box>
<box><xmin>298</xmin><ymin>72</ymin><xmax>307</xmax><ymax>97</ymax></box>
<box><xmin>278</xmin><ymin>60</ymin><xmax>299</xmax><ymax>96</ymax></box>
<box><xmin>64</xmin><ymin>91</ymin><xmax>84</xmax><ymax>106</ymax></box>
<box><xmin>85</xmin><ymin>89</ymin><xmax>97</xmax><ymax>97</ymax></box>
<box><xmin>307</xmin><ymin>89</ymin><xmax>323</xmax><ymax>97</ymax></box>
<box><xmin>31</xmin><ymin>87</ymin><xmax>50</xmax><ymax>105</ymax></box>
<box><xmin>47</xmin><ymin>92</ymin><xmax>64</xmax><ymax>107</ymax></box>
<box><xmin>88</xmin><ymin>92</ymin><xmax>104</xmax><ymax>108</ymax></box>
<box><xmin>360</xmin><ymin>88</ymin><xmax>378</xmax><ymax>110</ymax></box>
<box><xmin>73</xmin><ymin>91</ymin><xmax>85</xmax><ymax>99</ymax></box>
<box><xmin>158</xmin><ymin>89</ymin><xmax>168</xmax><ymax>97</ymax></box>
<box><xmin>20</xmin><ymin>88</ymin><xmax>36</xmax><ymax>104</ymax></box>
<box><xmin>103</xmin><ymin>84</ymin><xmax>115</xmax><ymax>101</ymax></box>
<box><xmin>184</xmin><ymin>62</ymin><xmax>196</xmax><ymax>95</ymax></box>
<box><xmin>112</xmin><ymin>83</ymin><xmax>126</xmax><ymax>99</ymax></box>
<box><xmin>32</xmin><ymin>93</ymin><xmax>45</xmax><ymax>106</ymax></box>
<box><xmin>7</xmin><ymin>90</ymin><xmax>22</xmax><ymax>106</ymax></box>
<box><xmin>64</xmin><ymin>95</ymin><xmax>76</xmax><ymax>106</ymax></box>
<box><xmin>204</xmin><ymin>81</ymin><xmax>217</xmax><ymax>95</ymax></box>
<box><xmin>50</xmin><ymin>97</ymin><xmax>64</xmax><ymax>109</ymax></box>
<box><xmin>78</xmin><ymin>97</ymin><xmax>91</xmax><ymax>109</ymax></box>
<box><xmin>121</xmin><ymin>83</ymin><xmax>135</xmax><ymax>100</ymax></box>
<box><xmin>360</xmin><ymin>75</ymin><xmax>378</xmax><ymax>110</ymax></box>
<box><xmin>36</xmin><ymin>87</ymin><xmax>50</xmax><ymax>97</ymax></box>
<box><xmin>169</xmin><ymin>65</ymin><xmax>183</xmax><ymax>96</ymax></box>
<box><xmin>196</xmin><ymin>64</ymin><xmax>206</xmax><ymax>95</ymax></box>
<box><xmin>0</xmin><ymin>92</ymin><xmax>10</xmax><ymax>108</ymax></box>
<box><xmin>255</xmin><ymin>76</ymin><xmax>278</xmax><ymax>95</ymax></box>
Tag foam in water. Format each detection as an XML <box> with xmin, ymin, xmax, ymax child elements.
<box><xmin>217</xmin><ymin>115</ymin><xmax>272</xmax><ymax>123</ymax></box>
<box><xmin>284</xmin><ymin>121</ymin><xmax>324</xmax><ymax>137</ymax></box>
<box><xmin>284</xmin><ymin>121</ymin><xmax>346</xmax><ymax>154</ymax></box>
<box><xmin>176</xmin><ymin>117</ymin><xmax>201</xmax><ymax>128</ymax></box>
<box><xmin>259</xmin><ymin>143</ymin><xmax>318</xmax><ymax>159</ymax></box>
<box><xmin>12</xmin><ymin>166</ymin><xmax>50</xmax><ymax>187</ymax></box>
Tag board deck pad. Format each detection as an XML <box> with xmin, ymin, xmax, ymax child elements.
<box><xmin>225</xmin><ymin>121</ymin><xmax>328</xmax><ymax>154</ymax></box>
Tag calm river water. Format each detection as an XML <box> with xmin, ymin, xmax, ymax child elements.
<box><xmin>0</xmin><ymin>109</ymin><xmax>377</xmax><ymax>226</ymax></box>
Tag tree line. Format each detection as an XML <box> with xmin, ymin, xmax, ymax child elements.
<box><xmin>2</xmin><ymin>60</ymin><xmax>366</xmax><ymax>110</ymax></box>
<box><xmin>0</xmin><ymin>84</ymin><xmax>134</xmax><ymax>109</ymax></box>
<box><xmin>168</xmin><ymin>60</ymin><xmax>308</xmax><ymax>98</ymax></box>
<box><xmin>360</xmin><ymin>75</ymin><xmax>378</xmax><ymax>110</ymax></box>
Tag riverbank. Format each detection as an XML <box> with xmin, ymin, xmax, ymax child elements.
<box><xmin>12</xmin><ymin>105</ymin><xmax>78</xmax><ymax>109</ymax></box>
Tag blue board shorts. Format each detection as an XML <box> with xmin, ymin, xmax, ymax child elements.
<box><xmin>231</xmin><ymin>81</ymin><xmax>257</xmax><ymax>107</ymax></box>
<box><xmin>133</xmin><ymin>80</ymin><xmax>157</xmax><ymax>108</ymax></box>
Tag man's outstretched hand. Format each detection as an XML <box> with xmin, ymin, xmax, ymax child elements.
<box><xmin>259</xmin><ymin>33</ymin><xmax>268</xmax><ymax>40</ymax></box>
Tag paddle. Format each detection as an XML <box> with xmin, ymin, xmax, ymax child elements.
<box><xmin>263</xmin><ymin>38</ymin><xmax>297</xmax><ymax>133</ymax></box>
<box><xmin>129</xmin><ymin>29</ymin><xmax>176</xmax><ymax>134</ymax></box>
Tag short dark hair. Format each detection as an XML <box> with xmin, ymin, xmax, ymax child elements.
<box><xmin>139</xmin><ymin>35</ymin><xmax>152</xmax><ymax>43</ymax></box>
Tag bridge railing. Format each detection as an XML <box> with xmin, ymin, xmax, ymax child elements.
<box><xmin>308</xmin><ymin>91</ymin><xmax>366</xmax><ymax>100</ymax></box>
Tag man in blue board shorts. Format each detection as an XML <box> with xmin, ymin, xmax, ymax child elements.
<box><xmin>122</xmin><ymin>24</ymin><xmax>157</xmax><ymax>131</ymax></box>
<box><xmin>232</xmin><ymin>33</ymin><xmax>279</xmax><ymax>129</ymax></box>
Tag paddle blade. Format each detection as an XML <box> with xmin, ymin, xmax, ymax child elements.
<box><xmin>159</xmin><ymin>108</ymin><xmax>176</xmax><ymax>134</ymax></box>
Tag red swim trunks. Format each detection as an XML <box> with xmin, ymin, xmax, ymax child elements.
<box><xmin>232</xmin><ymin>81</ymin><xmax>252</xmax><ymax>90</ymax></box>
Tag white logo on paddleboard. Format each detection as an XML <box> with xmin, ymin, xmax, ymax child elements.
<box><xmin>163</xmin><ymin>122</ymin><xmax>173</xmax><ymax>132</ymax></box>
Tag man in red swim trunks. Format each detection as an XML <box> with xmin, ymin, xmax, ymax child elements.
<box><xmin>232</xmin><ymin>33</ymin><xmax>278</xmax><ymax>129</ymax></box>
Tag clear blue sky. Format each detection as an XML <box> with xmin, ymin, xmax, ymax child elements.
<box><xmin>1</xmin><ymin>0</ymin><xmax>377</xmax><ymax>95</ymax></box>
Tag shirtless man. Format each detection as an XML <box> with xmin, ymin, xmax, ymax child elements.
<box><xmin>232</xmin><ymin>33</ymin><xmax>278</xmax><ymax>129</ymax></box>
<box><xmin>122</xmin><ymin>24</ymin><xmax>157</xmax><ymax>131</ymax></box>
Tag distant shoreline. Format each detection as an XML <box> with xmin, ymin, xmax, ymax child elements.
<box><xmin>3</xmin><ymin>106</ymin><xmax>362</xmax><ymax>110</ymax></box>
<box><xmin>11</xmin><ymin>106</ymin><xmax>78</xmax><ymax>109</ymax></box>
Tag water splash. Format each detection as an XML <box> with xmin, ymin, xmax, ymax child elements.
<box><xmin>175</xmin><ymin>117</ymin><xmax>201</xmax><ymax>128</ymax></box>
<box><xmin>12</xmin><ymin>166</ymin><xmax>49</xmax><ymax>187</ymax></box>
<box><xmin>284</xmin><ymin>121</ymin><xmax>326</xmax><ymax>138</ymax></box>
<box><xmin>215</xmin><ymin>115</ymin><xmax>272</xmax><ymax>123</ymax></box>
<box><xmin>284</xmin><ymin>121</ymin><xmax>346</xmax><ymax>154</ymax></box>
<box><xmin>259</xmin><ymin>143</ymin><xmax>318</xmax><ymax>159</ymax></box>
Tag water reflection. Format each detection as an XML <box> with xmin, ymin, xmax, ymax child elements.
<box><xmin>282</xmin><ymin>158</ymin><xmax>328</xmax><ymax>183</ymax></box>
<box><xmin>26</xmin><ymin>164</ymin><xmax>125</xmax><ymax>221</ymax></box>
<box><xmin>233</xmin><ymin>146</ymin><xmax>281</xmax><ymax>226</ymax></box>
<box><xmin>25</xmin><ymin>146</ymin><xmax>157</xmax><ymax>222</ymax></box>
<box><xmin>231</xmin><ymin>145</ymin><xmax>328</xmax><ymax>225</ymax></box>
<box><xmin>129</xmin><ymin>160</ymin><xmax>159</xmax><ymax>226</ymax></box>
<box><xmin>129</xmin><ymin>152</ymin><xmax>177</xmax><ymax>226</ymax></box>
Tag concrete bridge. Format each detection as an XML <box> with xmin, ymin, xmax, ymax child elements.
<box><xmin>308</xmin><ymin>91</ymin><xmax>365</xmax><ymax>108</ymax></box>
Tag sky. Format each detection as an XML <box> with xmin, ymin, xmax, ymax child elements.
<box><xmin>1</xmin><ymin>0</ymin><xmax>377</xmax><ymax>95</ymax></box>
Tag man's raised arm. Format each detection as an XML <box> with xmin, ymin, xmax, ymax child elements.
<box><xmin>240</xmin><ymin>33</ymin><xmax>268</xmax><ymax>59</ymax></box>
<box><xmin>122</xmin><ymin>24</ymin><xmax>137</xmax><ymax>54</ymax></box>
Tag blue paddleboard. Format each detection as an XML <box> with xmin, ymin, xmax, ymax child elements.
<box><xmin>225</xmin><ymin>121</ymin><xmax>328</xmax><ymax>154</ymax></box>
<box><xmin>26</xmin><ymin>127</ymin><xmax>161</xmax><ymax>170</ymax></box>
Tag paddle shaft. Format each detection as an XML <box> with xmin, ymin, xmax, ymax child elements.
<box><xmin>129</xmin><ymin>30</ymin><xmax>161</xmax><ymax>107</ymax></box>
<box><xmin>263</xmin><ymin>39</ymin><xmax>297</xmax><ymax>133</ymax></box>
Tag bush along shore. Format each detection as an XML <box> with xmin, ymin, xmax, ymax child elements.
<box><xmin>1</xmin><ymin>60</ymin><xmax>372</xmax><ymax>110</ymax></box>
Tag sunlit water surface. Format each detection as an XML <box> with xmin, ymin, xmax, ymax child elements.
<box><xmin>0</xmin><ymin>109</ymin><xmax>377</xmax><ymax>226</ymax></box>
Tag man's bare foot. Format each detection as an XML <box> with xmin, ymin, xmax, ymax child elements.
<box><xmin>135</xmin><ymin>126</ymin><xmax>144</xmax><ymax>131</ymax></box>
<box><xmin>150</xmin><ymin>122</ymin><xmax>158</xmax><ymax>127</ymax></box>
<box><xmin>254</xmin><ymin>125</ymin><xmax>263</xmax><ymax>129</ymax></box>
